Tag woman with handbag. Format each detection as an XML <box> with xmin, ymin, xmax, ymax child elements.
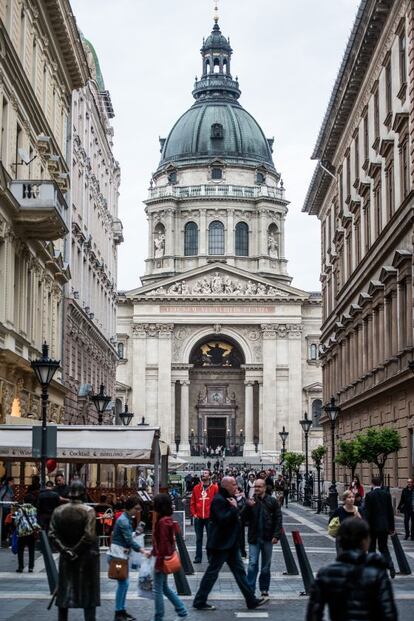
<box><xmin>328</xmin><ymin>491</ymin><xmax>361</xmax><ymax>553</ymax></box>
<box><xmin>152</xmin><ymin>494</ymin><xmax>187</xmax><ymax>621</ymax></box>
<box><xmin>109</xmin><ymin>496</ymin><xmax>149</xmax><ymax>621</ymax></box>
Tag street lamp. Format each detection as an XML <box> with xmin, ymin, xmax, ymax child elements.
<box><xmin>175</xmin><ymin>433</ymin><xmax>181</xmax><ymax>453</ymax></box>
<box><xmin>31</xmin><ymin>342</ymin><xmax>60</xmax><ymax>489</ymax></box>
<box><xmin>325</xmin><ymin>396</ymin><xmax>340</xmax><ymax>511</ymax></box>
<box><xmin>119</xmin><ymin>403</ymin><xmax>134</xmax><ymax>426</ymax></box>
<box><xmin>91</xmin><ymin>384</ymin><xmax>111</xmax><ymax>425</ymax></box>
<box><xmin>279</xmin><ymin>426</ymin><xmax>289</xmax><ymax>462</ymax></box>
<box><xmin>299</xmin><ymin>412</ymin><xmax>313</xmax><ymax>507</ymax></box>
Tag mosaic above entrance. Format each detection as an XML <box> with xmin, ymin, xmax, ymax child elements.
<box><xmin>190</xmin><ymin>340</ymin><xmax>243</xmax><ymax>368</ymax></box>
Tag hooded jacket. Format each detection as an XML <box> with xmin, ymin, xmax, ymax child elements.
<box><xmin>306</xmin><ymin>549</ymin><xmax>397</xmax><ymax>621</ymax></box>
<box><xmin>190</xmin><ymin>481</ymin><xmax>218</xmax><ymax>519</ymax></box>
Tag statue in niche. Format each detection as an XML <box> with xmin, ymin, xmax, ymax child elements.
<box><xmin>211</xmin><ymin>272</ymin><xmax>223</xmax><ymax>294</ymax></box>
<box><xmin>268</xmin><ymin>233</ymin><xmax>278</xmax><ymax>259</ymax></box>
<box><xmin>154</xmin><ymin>231</ymin><xmax>165</xmax><ymax>258</ymax></box>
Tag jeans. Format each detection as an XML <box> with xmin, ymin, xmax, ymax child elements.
<box><xmin>283</xmin><ymin>491</ymin><xmax>289</xmax><ymax>507</ymax></box>
<box><xmin>194</xmin><ymin>518</ymin><xmax>209</xmax><ymax>561</ymax></box>
<box><xmin>369</xmin><ymin>531</ymin><xmax>395</xmax><ymax>572</ymax></box>
<box><xmin>247</xmin><ymin>540</ymin><xmax>273</xmax><ymax>594</ymax></box>
<box><xmin>17</xmin><ymin>534</ymin><xmax>35</xmax><ymax>570</ymax></box>
<box><xmin>153</xmin><ymin>570</ymin><xmax>187</xmax><ymax>621</ymax></box>
<box><xmin>115</xmin><ymin>576</ymin><xmax>129</xmax><ymax>612</ymax></box>
<box><xmin>193</xmin><ymin>547</ymin><xmax>257</xmax><ymax>609</ymax></box>
<box><xmin>403</xmin><ymin>511</ymin><xmax>414</xmax><ymax>538</ymax></box>
<box><xmin>58</xmin><ymin>609</ymin><xmax>95</xmax><ymax>621</ymax></box>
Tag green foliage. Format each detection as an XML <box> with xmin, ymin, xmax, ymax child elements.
<box><xmin>311</xmin><ymin>446</ymin><xmax>326</xmax><ymax>468</ymax></box>
<box><xmin>335</xmin><ymin>439</ymin><xmax>362</xmax><ymax>478</ymax></box>
<box><xmin>357</xmin><ymin>427</ymin><xmax>401</xmax><ymax>478</ymax></box>
<box><xmin>283</xmin><ymin>451</ymin><xmax>304</xmax><ymax>473</ymax></box>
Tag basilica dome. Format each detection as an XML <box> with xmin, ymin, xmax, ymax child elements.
<box><xmin>158</xmin><ymin>19</ymin><xmax>275</xmax><ymax>171</ymax></box>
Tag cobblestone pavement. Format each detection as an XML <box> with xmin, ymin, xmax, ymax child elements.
<box><xmin>0</xmin><ymin>502</ymin><xmax>413</xmax><ymax>620</ymax></box>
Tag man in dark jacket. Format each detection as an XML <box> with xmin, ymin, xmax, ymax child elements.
<box><xmin>193</xmin><ymin>476</ymin><xmax>266</xmax><ymax>611</ymax></box>
<box><xmin>307</xmin><ymin>518</ymin><xmax>397</xmax><ymax>621</ymax></box>
<box><xmin>49</xmin><ymin>480</ymin><xmax>100</xmax><ymax>621</ymax></box>
<box><xmin>242</xmin><ymin>477</ymin><xmax>282</xmax><ymax>597</ymax></box>
<box><xmin>37</xmin><ymin>481</ymin><xmax>60</xmax><ymax>532</ymax></box>
<box><xmin>364</xmin><ymin>476</ymin><xmax>395</xmax><ymax>578</ymax></box>
<box><xmin>397</xmin><ymin>478</ymin><xmax>414</xmax><ymax>540</ymax></box>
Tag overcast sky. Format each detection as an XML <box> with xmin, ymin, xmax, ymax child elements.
<box><xmin>70</xmin><ymin>0</ymin><xmax>360</xmax><ymax>293</ymax></box>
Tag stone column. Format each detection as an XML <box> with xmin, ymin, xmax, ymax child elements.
<box><xmin>227</xmin><ymin>209</ymin><xmax>234</xmax><ymax>257</ymax></box>
<box><xmin>199</xmin><ymin>209</ymin><xmax>207</xmax><ymax>256</ymax></box>
<box><xmin>407</xmin><ymin>277</ymin><xmax>413</xmax><ymax>347</ymax></box>
<box><xmin>258</xmin><ymin>382</ymin><xmax>263</xmax><ymax>454</ymax></box>
<box><xmin>261</xmin><ymin>324</ymin><xmax>277</xmax><ymax>456</ymax></box>
<box><xmin>165</xmin><ymin>208</ymin><xmax>175</xmax><ymax>257</ymax></box>
<box><xmin>287</xmin><ymin>324</ymin><xmax>303</xmax><ymax>452</ymax></box>
<box><xmin>179</xmin><ymin>380</ymin><xmax>190</xmax><ymax>455</ymax></box>
<box><xmin>158</xmin><ymin>325</ymin><xmax>173</xmax><ymax>447</ymax></box>
<box><xmin>367</xmin><ymin>314</ymin><xmax>373</xmax><ymax>371</ymax></box>
<box><xmin>243</xmin><ymin>380</ymin><xmax>255</xmax><ymax>455</ymax></box>
<box><xmin>391</xmin><ymin>290</ymin><xmax>398</xmax><ymax>356</ymax></box>
<box><xmin>132</xmin><ymin>325</ymin><xmax>146</xmax><ymax>420</ymax></box>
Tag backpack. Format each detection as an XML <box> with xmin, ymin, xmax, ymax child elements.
<box><xmin>15</xmin><ymin>504</ymin><xmax>40</xmax><ymax>537</ymax></box>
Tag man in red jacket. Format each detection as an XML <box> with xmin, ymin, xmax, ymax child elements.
<box><xmin>190</xmin><ymin>470</ymin><xmax>218</xmax><ymax>563</ymax></box>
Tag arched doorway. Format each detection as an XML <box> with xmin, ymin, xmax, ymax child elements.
<box><xmin>188</xmin><ymin>336</ymin><xmax>245</xmax><ymax>456</ymax></box>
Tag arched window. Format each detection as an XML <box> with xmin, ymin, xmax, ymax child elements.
<box><xmin>310</xmin><ymin>343</ymin><xmax>318</xmax><ymax>360</ymax></box>
<box><xmin>117</xmin><ymin>342</ymin><xmax>124</xmax><ymax>359</ymax></box>
<box><xmin>211</xmin><ymin>123</ymin><xmax>224</xmax><ymax>139</ymax></box>
<box><xmin>208</xmin><ymin>220</ymin><xmax>224</xmax><ymax>255</ymax></box>
<box><xmin>184</xmin><ymin>222</ymin><xmax>198</xmax><ymax>256</ymax></box>
<box><xmin>235</xmin><ymin>222</ymin><xmax>249</xmax><ymax>256</ymax></box>
<box><xmin>312</xmin><ymin>399</ymin><xmax>322</xmax><ymax>428</ymax></box>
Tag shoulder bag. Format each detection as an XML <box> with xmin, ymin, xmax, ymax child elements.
<box><xmin>162</xmin><ymin>520</ymin><xmax>182</xmax><ymax>574</ymax></box>
<box><xmin>108</xmin><ymin>557</ymin><xmax>129</xmax><ymax>580</ymax></box>
<box><xmin>328</xmin><ymin>515</ymin><xmax>340</xmax><ymax>537</ymax></box>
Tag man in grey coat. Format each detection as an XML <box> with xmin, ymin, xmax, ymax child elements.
<box><xmin>49</xmin><ymin>480</ymin><xmax>100</xmax><ymax>621</ymax></box>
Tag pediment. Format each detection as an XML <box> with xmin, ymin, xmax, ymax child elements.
<box><xmin>126</xmin><ymin>263</ymin><xmax>309</xmax><ymax>301</ymax></box>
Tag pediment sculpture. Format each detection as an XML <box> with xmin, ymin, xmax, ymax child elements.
<box><xmin>145</xmin><ymin>271</ymin><xmax>289</xmax><ymax>297</ymax></box>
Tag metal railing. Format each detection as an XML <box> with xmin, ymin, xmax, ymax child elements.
<box><xmin>148</xmin><ymin>183</ymin><xmax>285</xmax><ymax>201</ymax></box>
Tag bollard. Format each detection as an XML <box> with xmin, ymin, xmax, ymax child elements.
<box><xmin>173</xmin><ymin>566</ymin><xmax>192</xmax><ymax>595</ymax></box>
<box><xmin>176</xmin><ymin>529</ymin><xmax>194</xmax><ymax>575</ymax></box>
<box><xmin>391</xmin><ymin>532</ymin><xmax>412</xmax><ymax>575</ymax></box>
<box><xmin>280</xmin><ymin>528</ymin><xmax>299</xmax><ymax>575</ymax></box>
<box><xmin>292</xmin><ymin>530</ymin><xmax>314</xmax><ymax>595</ymax></box>
<box><xmin>39</xmin><ymin>530</ymin><xmax>58</xmax><ymax>594</ymax></box>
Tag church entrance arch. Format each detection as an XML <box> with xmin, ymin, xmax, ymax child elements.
<box><xmin>188</xmin><ymin>336</ymin><xmax>245</xmax><ymax>456</ymax></box>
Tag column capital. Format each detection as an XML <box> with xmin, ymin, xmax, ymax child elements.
<box><xmin>180</xmin><ymin>380</ymin><xmax>190</xmax><ymax>386</ymax></box>
<box><xmin>244</xmin><ymin>380</ymin><xmax>255</xmax><ymax>387</ymax></box>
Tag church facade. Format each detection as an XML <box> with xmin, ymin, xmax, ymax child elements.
<box><xmin>116</xmin><ymin>16</ymin><xmax>323</xmax><ymax>460</ymax></box>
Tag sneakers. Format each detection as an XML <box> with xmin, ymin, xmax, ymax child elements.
<box><xmin>193</xmin><ymin>603</ymin><xmax>216</xmax><ymax>611</ymax></box>
<box><xmin>248</xmin><ymin>597</ymin><xmax>268</xmax><ymax>609</ymax></box>
<box><xmin>193</xmin><ymin>559</ymin><xmax>201</xmax><ymax>564</ymax></box>
<box><xmin>261</xmin><ymin>592</ymin><xmax>269</xmax><ymax>598</ymax></box>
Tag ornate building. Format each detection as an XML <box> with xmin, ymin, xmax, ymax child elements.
<box><xmin>117</xmin><ymin>15</ymin><xmax>322</xmax><ymax>460</ymax></box>
<box><xmin>0</xmin><ymin>0</ymin><xmax>88</xmax><ymax>454</ymax></box>
<box><xmin>303</xmin><ymin>0</ymin><xmax>414</xmax><ymax>487</ymax></box>
<box><xmin>63</xmin><ymin>35</ymin><xmax>122</xmax><ymax>425</ymax></box>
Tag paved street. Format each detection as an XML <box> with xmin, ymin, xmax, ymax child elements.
<box><xmin>0</xmin><ymin>503</ymin><xmax>413</xmax><ymax>620</ymax></box>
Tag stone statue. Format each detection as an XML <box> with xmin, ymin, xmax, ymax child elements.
<box><xmin>268</xmin><ymin>233</ymin><xmax>278</xmax><ymax>258</ymax></box>
<box><xmin>154</xmin><ymin>232</ymin><xmax>165</xmax><ymax>258</ymax></box>
<box><xmin>201</xmin><ymin>277</ymin><xmax>211</xmax><ymax>294</ymax></box>
<box><xmin>211</xmin><ymin>272</ymin><xmax>223</xmax><ymax>294</ymax></box>
<box><xmin>224</xmin><ymin>276</ymin><xmax>234</xmax><ymax>294</ymax></box>
<box><xmin>181</xmin><ymin>281</ymin><xmax>189</xmax><ymax>295</ymax></box>
<box><xmin>245</xmin><ymin>281</ymin><xmax>257</xmax><ymax>295</ymax></box>
<box><xmin>257</xmin><ymin>283</ymin><xmax>267</xmax><ymax>295</ymax></box>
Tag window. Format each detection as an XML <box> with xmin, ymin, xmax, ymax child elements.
<box><xmin>168</xmin><ymin>171</ymin><xmax>177</xmax><ymax>184</ymax></box>
<box><xmin>399</xmin><ymin>30</ymin><xmax>406</xmax><ymax>85</ymax></box>
<box><xmin>374</xmin><ymin>89</ymin><xmax>380</xmax><ymax>141</ymax></box>
<box><xmin>208</xmin><ymin>220</ymin><xmax>224</xmax><ymax>255</ymax></box>
<box><xmin>364</xmin><ymin>200</ymin><xmax>371</xmax><ymax>252</ymax></box>
<box><xmin>184</xmin><ymin>221</ymin><xmax>198</xmax><ymax>256</ymax></box>
<box><xmin>235</xmin><ymin>222</ymin><xmax>249</xmax><ymax>256</ymax></box>
<box><xmin>211</xmin><ymin>123</ymin><xmax>224</xmax><ymax>139</ymax></box>
<box><xmin>256</xmin><ymin>171</ymin><xmax>265</xmax><ymax>184</ymax></box>
<box><xmin>363</xmin><ymin>113</ymin><xmax>369</xmax><ymax>162</ymax></box>
<box><xmin>374</xmin><ymin>182</ymin><xmax>382</xmax><ymax>237</ymax></box>
<box><xmin>117</xmin><ymin>343</ymin><xmax>124</xmax><ymax>359</ymax></box>
<box><xmin>309</xmin><ymin>344</ymin><xmax>318</xmax><ymax>361</ymax></box>
<box><xmin>401</xmin><ymin>139</ymin><xmax>409</xmax><ymax>199</ymax></box>
<box><xmin>1</xmin><ymin>97</ymin><xmax>8</xmax><ymax>165</ymax></box>
<box><xmin>385</xmin><ymin>61</ymin><xmax>392</xmax><ymax>117</ymax></box>
<box><xmin>346</xmin><ymin>155</ymin><xmax>351</xmax><ymax>198</ymax></box>
<box><xmin>312</xmin><ymin>399</ymin><xmax>322</xmax><ymax>428</ymax></box>
<box><xmin>354</xmin><ymin>132</ymin><xmax>359</xmax><ymax>179</ymax></box>
<box><xmin>346</xmin><ymin>233</ymin><xmax>352</xmax><ymax>276</ymax></box>
<box><xmin>355</xmin><ymin>219</ymin><xmax>361</xmax><ymax>264</ymax></box>
<box><xmin>339</xmin><ymin>170</ymin><xmax>344</xmax><ymax>212</ymax></box>
<box><xmin>385</xmin><ymin>163</ymin><xmax>394</xmax><ymax>220</ymax></box>
<box><xmin>211</xmin><ymin>167</ymin><xmax>223</xmax><ymax>180</ymax></box>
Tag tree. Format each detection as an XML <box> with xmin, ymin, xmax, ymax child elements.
<box><xmin>335</xmin><ymin>439</ymin><xmax>362</xmax><ymax>480</ymax></box>
<box><xmin>357</xmin><ymin>427</ymin><xmax>401</xmax><ymax>483</ymax></box>
<box><xmin>311</xmin><ymin>446</ymin><xmax>326</xmax><ymax>468</ymax></box>
<box><xmin>283</xmin><ymin>451</ymin><xmax>304</xmax><ymax>494</ymax></box>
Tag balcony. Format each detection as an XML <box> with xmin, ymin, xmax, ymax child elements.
<box><xmin>147</xmin><ymin>183</ymin><xmax>286</xmax><ymax>202</ymax></box>
<box><xmin>10</xmin><ymin>180</ymin><xmax>69</xmax><ymax>241</ymax></box>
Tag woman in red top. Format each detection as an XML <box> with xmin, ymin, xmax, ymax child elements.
<box><xmin>349</xmin><ymin>476</ymin><xmax>365</xmax><ymax>500</ymax></box>
<box><xmin>152</xmin><ymin>494</ymin><xmax>187</xmax><ymax>621</ymax></box>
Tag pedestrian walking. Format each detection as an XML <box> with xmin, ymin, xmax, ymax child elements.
<box><xmin>13</xmin><ymin>494</ymin><xmax>40</xmax><ymax>573</ymax></box>
<box><xmin>243</xmin><ymin>477</ymin><xmax>282</xmax><ymax>598</ymax></box>
<box><xmin>328</xmin><ymin>491</ymin><xmax>361</xmax><ymax>554</ymax></box>
<box><xmin>397</xmin><ymin>478</ymin><xmax>414</xmax><ymax>540</ymax></box>
<box><xmin>37</xmin><ymin>481</ymin><xmax>60</xmax><ymax>532</ymax></box>
<box><xmin>152</xmin><ymin>493</ymin><xmax>188</xmax><ymax>621</ymax></box>
<box><xmin>109</xmin><ymin>496</ymin><xmax>149</xmax><ymax>621</ymax></box>
<box><xmin>364</xmin><ymin>476</ymin><xmax>396</xmax><ymax>578</ymax></box>
<box><xmin>193</xmin><ymin>476</ymin><xmax>267</xmax><ymax>611</ymax></box>
<box><xmin>190</xmin><ymin>469</ymin><xmax>218</xmax><ymax>563</ymax></box>
<box><xmin>246</xmin><ymin>473</ymin><xmax>256</xmax><ymax>499</ymax></box>
<box><xmin>306</xmin><ymin>518</ymin><xmax>397</xmax><ymax>621</ymax></box>
<box><xmin>49</xmin><ymin>481</ymin><xmax>100</xmax><ymax>621</ymax></box>
<box><xmin>349</xmin><ymin>475</ymin><xmax>365</xmax><ymax>499</ymax></box>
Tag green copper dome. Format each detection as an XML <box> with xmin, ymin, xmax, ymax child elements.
<box><xmin>158</xmin><ymin>19</ymin><xmax>275</xmax><ymax>171</ymax></box>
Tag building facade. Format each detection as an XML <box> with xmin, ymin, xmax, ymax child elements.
<box><xmin>303</xmin><ymin>0</ymin><xmax>414</xmax><ymax>486</ymax></box>
<box><xmin>63</xmin><ymin>36</ymin><xmax>122</xmax><ymax>425</ymax></box>
<box><xmin>117</xmin><ymin>16</ymin><xmax>323</xmax><ymax>461</ymax></box>
<box><xmin>0</xmin><ymin>0</ymin><xmax>88</xmax><ymax>464</ymax></box>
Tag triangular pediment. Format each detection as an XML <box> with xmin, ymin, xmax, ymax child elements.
<box><xmin>125</xmin><ymin>263</ymin><xmax>309</xmax><ymax>301</ymax></box>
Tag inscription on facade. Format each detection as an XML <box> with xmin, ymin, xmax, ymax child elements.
<box><xmin>160</xmin><ymin>305</ymin><xmax>275</xmax><ymax>314</ymax></box>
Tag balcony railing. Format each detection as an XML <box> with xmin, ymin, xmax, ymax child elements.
<box><xmin>10</xmin><ymin>180</ymin><xmax>68</xmax><ymax>240</ymax></box>
<box><xmin>148</xmin><ymin>183</ymin><xmax>285</xmax><ymax>201</ymax></box>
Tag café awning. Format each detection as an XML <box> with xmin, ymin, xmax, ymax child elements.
<box><xmin>0</xmin><ymin>425</ymin><xmax>162</xmax><ymax>464</ymax></box>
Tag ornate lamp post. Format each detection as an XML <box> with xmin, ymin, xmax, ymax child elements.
<box><xmin>31</xmin><ymin>342</ymin><xmax>60</xmax><ymax>489</ymax></box>
<box><xmin>119</xmin><ymin>403</ymin><xmax>134</xmax><ymax>426</ymax></box>
<box><xmin>325</xmin><ymin>396</ymin><xmax>340</xmax><ymax>511</ymax></box>
<box><xmin>279</xmin><ymin>426</ymin><xmax>289</xmax><ymax>474</ymax></box>
<box><xmin>299</xmin><ymin>412</ymin><xmax>313</xmax><ymax>506</ymax></box>
<box><xmin>91</xmin><ymin>384</ymin><xmax>111</xmax><ymax>425</ymax></box>
<box><xmin>175</xmin><ymin>433</ymin><xmax>181</xmax><ymax>454</ymax></box>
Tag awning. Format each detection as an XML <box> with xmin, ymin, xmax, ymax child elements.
<box><xmin>0</xmin><ymin>425</ymin><xmax>162</xmax><ymax>464</ymax></box>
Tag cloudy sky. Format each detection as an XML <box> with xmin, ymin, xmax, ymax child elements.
<box><xmin>70</xmin><ymin>0</ymin><xmax>360</xmax><ymax>292</ymax></box>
